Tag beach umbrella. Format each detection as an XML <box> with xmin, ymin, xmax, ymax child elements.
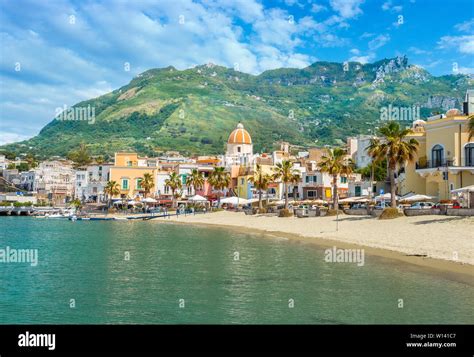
<box><xmin>451</xmin><ymin>185</ymin><xmax>474</xmax><ymax>193</ymax></box>
<box><xmin>339</xmin><ymin>197</ymin><xmax>360</xmax><ymax>203</ymax></box>
<box><xmin>127</xmin><ymin>200</ymin><xmax>136</xmax><ymax>205</ymax></box>
<box><xmin>374</xmin><ymin>193</ymin><xmax>399</xmax><ymax>201</ymax></box>
<box><xmin>220</xmin><ymin>197</ymin><xmax>249</xmax><ymax>205</ymax></box>
<box><xmin>188</xmin><ymin>195</ymin><xmax>208</xmax><ymax>202</ymax></box>
<box><xmin>401</xmin><ymin>194</ymin><xmax>434</xmax><ymax>202</ymax></box>
<box><xmin>141</xmin><ymin>197</ymin><xmax>158</xmax><ymax>203</ymax></box>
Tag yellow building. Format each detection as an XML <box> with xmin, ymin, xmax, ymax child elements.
<box><xmin>236</xmin><ymin>163</ymin><xmax>279</xmax><ymax>200</ymax></box>
<box><xmin>109</xmin><ymin>152</ymin><xmax>156</xmax><ymax>198</ymax></box>
<box><xmin>400</xmin><ymin>107</ymin><xmax>474</xmax><ymax>200</ymax></box>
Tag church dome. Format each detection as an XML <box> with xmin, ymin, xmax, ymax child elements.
<box><xmin>228</xmin><ymin>123</ymin><xmax>252</xmax><ymax>144</ymax></box>
<box><xmin>446</xmin><ymin>108</ymin><xmax>461</xmax><ymax>117</ymax></box>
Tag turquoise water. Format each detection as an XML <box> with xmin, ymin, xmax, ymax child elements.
<box><xmin>0</xmin><ymin>217</ymin><xmax>473</xmax><ymax>324</ymax></box>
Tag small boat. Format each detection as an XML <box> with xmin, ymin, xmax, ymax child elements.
<box><xmin>45</xmin><ymin>213</ymin><xmax>66</xmax><ymax>218</ymax></box>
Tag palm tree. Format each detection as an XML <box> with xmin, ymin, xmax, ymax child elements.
<box><xmin>468</xmin><ymin>115</ymin><xmax>474</xmax><ymax>140</ymax></box>
<box><xmin>186</xmin><ymin>169</ymin><xmax>205</xmax><ymax>195</ymax></box>
<box><xmin>248</xmin><ymin>164</ymin><xmax>272</xmax><ymax>210</ymax></box>
<box><xmin>369</xmin><ymin>121</ymin><xmax>419</xmax><ymax>208</ymax></box>
<box><xmin>104</xmin><ymin>180</ymin><xmax>120</xmax><ymax>208</ymax></box>
<box><xmin>290</xmin><ymin>173</ymin><xmax>300</xmax><ymax>202</ymax></box>
<box><xmin>165</xmin><ymin>172</ymin><xmax>182</xmax><ymax>208</ymax></box>
<box><xmin>68</xmin><ymin>142</ymin><xmax>92</xmax><ymax>169</ymax></box>
<box><xmin>273</xmin><ymin>160</ymin><xmax>300</xmax><ymax>209</ymax></box>
<box><xmin>366</xmin><ymin>138</ymin><xmax>384</xmax><ymax>200</ymax></box>
<box><xmin>208</xmin><ymin>167</ymin><xmax>231</xmax><ymax>205</ymax></box>
<box><xmin>141</xmin><ymin>173</ymin><xmax>154</xmax><ymax>198</ymax></box>
<box><xmin>318</xmin><ymin>148</ymin><xmax>354</xmax><ymax>209</ymax></box>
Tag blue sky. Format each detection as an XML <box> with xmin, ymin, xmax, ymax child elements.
<box><xmin>1</xmin><ymin>0</ymin><xmax>473</xmax><ymax>145</ymax></box>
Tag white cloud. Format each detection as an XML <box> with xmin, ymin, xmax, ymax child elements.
<box><xmin>349</xmin><ymin>54</ymin><xmax>375</xmax><ymax>64</ymax></box>
<box><xmin>0</xmin><ymin>132</ymin><xmax>32</xmax><ymax>146</ymax></box>
<box><xmin>437</xmin><ymin>35</ymin><xmax>474</xmax><ymax>54</ymax></box>
<box><xmin>329</xmin><ymin>0</ymin><xmax>365</xmax><ymax>19</ymax></box>
<box><xmin>311</xmin><ymin>4</ymin><xmax>327</xmax><ymax>13</ymax></box>
<box><xmin>382</xmin><ymin>1</ymin><xmax>403</xmax><ymax>12</ymax></box>
<box><xmin>454</xmin><ymin>19</ymin><xmax>474</xmax><ymax>32</ymax></box>
<box><xmin>368</xmin><ymin>34</ymin><xmax>391</xmax><ymax>50</ymax></box>
<box><xmin>350</xmin><ymin>48</ymin><xmax>360</xmax><ymax>55</ymax></box>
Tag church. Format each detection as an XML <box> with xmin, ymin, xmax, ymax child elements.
<box><xmin>224</xmin><ymin>123</ymin><xmax>256</xmax><ymax>167</ymax></box>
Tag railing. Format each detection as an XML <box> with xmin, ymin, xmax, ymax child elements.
<box><xmin>416</xmin><ymin>159</ymin><xmax>454</xmax><ymax>169</ymax></box>
<box><xmin>416</xmin><ymin>158</ymin><xmax>474</xmax><ymax>168</ymax></box>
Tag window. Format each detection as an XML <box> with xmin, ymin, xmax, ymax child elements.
<box><xmin>432</xmin><ymin>145</ymin><xmax>444</xmax><ymax>167</ymax></box>
<box><xmin>237</xmin><ymin>146</ymin><xmax>241</xmax><ymax>153</ymax></box>
<box><xmin>241</xmin><ymin>178</ymin><xmax>245</xmax><ymax>185</ymax></box>
<box><xmin>308</xmin><ymin>190</ymin><xmax>316</xmax><ymax>198</ymax></box>
<box><xmin>306</xmin><ymin>176</ymin><xmax>310</xmax><ymax>183</ymax></box>
<box><xmin>465</xmin><ymin>143</ymin><xmax>474</xmax><ymax>166</ymax></box>
<box><xmin>121</xmin><ymin>179</ymin><xmax>129</xmax><ymax>190</ymax></box>
<box><xmin>126</xmin><ymin>161</ymin><xmax>132</xmax><ymax>167</ymax></box>
<box><xmin>136</xmin><ymin>178</ymin><xmax>143</xmax><ymax>190</ymax></box>
<box><xmin>340</xmin><ymin>177</ymin><xmax>347</xmax><ymax>184</ymax></box>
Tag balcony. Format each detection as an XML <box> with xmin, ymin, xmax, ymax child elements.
<box><xmin>416</xmin><ymin>159</ymin><xmax>454</xmax><ymax>169</ymax></box>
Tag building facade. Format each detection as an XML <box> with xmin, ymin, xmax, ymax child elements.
<box><xmin>400</xmin><ymin>100</ymin><xmax>474</xmax><ymax>200</ymax></box>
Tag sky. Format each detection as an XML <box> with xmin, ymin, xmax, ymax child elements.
<box><xmin>0</xmin><ymin>0</ymin><xmax>473</xmax><ymax>145</ymax></box>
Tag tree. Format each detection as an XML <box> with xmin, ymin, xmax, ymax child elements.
<box><xmin>186</xmin><ymin>169</ymin><xmax>205</xmax><ymax>194</ymax></box>
<box><xmin>69</xmin><ymin>198</ymin><xmax>83</xmax><ymax>212</ymax></box>
<box><xmin>208</xmin><ymin>167</ymin><xmax>230</xmax><ymax>205</ymax></box>
<box><xmin>165</xmin><ymin>172</ymin><xmax>182</xmax><ymax>208</ymax></box>
<box><xmin>273</xmin><ymin>160</ymin><xmax>300</xmax><ymax>209</ymax></box>
<box><xmin>104</xmin><ymin>180</ymin><xmax>121</xmax><ymax>208</ymax></box>
<box><xmin>94</xmin><ymin>156</ymin><xmax>105</xmax><ymax>165</ymax></box>
<box><xmin>290</xmin><ymin>173</ymin><xmax>300</xmax><ymax>201</ymax></box>
<box><xmin>141</xmin><ymin>173</ymin><xmax>154</xmax><ymax>198</ymax></box>
<box><xmin>369</xmin><ymin>121</ymin><xmax>419</xmax><ymax>208</ymax></box>
<box><xmin>356</xmin><ymin>159</ymin><xmax>387</xmax><ymax>182</ymax></box>
<box><xmin>25</xmin><ymin>154</ymin><xmax>38</xmax><ymax>169</ymax></box>
<box><xmin>68</xmin><ymin>143</ymin><xmax>92</xmax><ymax>168</ymax></box>
<box><xmin>248</xmin><ymin>164</ymin><xmax>272</xmax><ymax>210</ymax></box>
<box><xmin>366</xmin><ymin>138</ymin><xmax>387</xmax><ymax>198</ymax></box>
<box><xmin>318</xmin><ymin>148</ymin><xmax>354</xmax><ymax>209</ymax></box>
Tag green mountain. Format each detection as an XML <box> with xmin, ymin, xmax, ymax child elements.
<box><xmin>2</xmin><ymin>56</ymin><xmax>473</xmax><ymax>159</ymax></box>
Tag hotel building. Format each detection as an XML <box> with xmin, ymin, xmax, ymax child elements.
<box><xmin>400</xmin><ymin>91</ymin><xmax>474</xmax><ymax>200</ymax></box>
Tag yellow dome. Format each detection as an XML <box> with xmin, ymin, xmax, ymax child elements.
<box><xmin>228</xmin><ymin>123</ymin><xmax>252</xmax><ymax>144</ymax></box>
<box><xmin>446</xmin><ymin>108</ymin><xmax>461</xmax><ymax>117</ymax></box>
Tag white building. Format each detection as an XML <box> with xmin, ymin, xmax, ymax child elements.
<box><xmin>75</xmin><ymin>164</ymin><xmax>111</xmax><ymax>202</ymax></box>
<box><xmin>348</xmin><ymin>135</ymin><xmax>376</xmax><ymax>169</ymax></box>
<box><xmin>0</xmin><ymin>155</ymin><xmax>8</xmax><ymax>170</ymax></box>
<box><xmin>21</xmin><ymin>161</ymin><xmax>75</xmax><ymax>205</ymax></box>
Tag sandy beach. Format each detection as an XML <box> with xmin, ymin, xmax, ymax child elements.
<box><xmin>152</xmin><ymin>211</ymin><xmax>474</xmax><ymax>271</ymax></box>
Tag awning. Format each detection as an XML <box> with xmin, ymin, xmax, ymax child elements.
<box><xmin>451</xmin><ymin>185</ymin><xmax>474</xmax><ymax>193</ymax></box>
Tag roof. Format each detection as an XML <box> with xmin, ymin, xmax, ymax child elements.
<box><xmin>228</xmin><ymin>123</ymin><xmax>252</xmax><ymax>145</ymax></box>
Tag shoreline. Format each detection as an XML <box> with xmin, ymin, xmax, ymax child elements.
<box><xmin>149</xmin><ymin>211</ymin><xmax>474</xmax><ymax>284</ymax></box>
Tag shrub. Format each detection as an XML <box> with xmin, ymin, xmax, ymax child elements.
<box><xmin>279</xmin><ymin>208</ymin><xmax>293</xmax><ymax>217</ymax></box>
<box><xmin>379</xmin><ymin>207</ymin><xmax>403</xmax><ymax>220</ymax></box>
